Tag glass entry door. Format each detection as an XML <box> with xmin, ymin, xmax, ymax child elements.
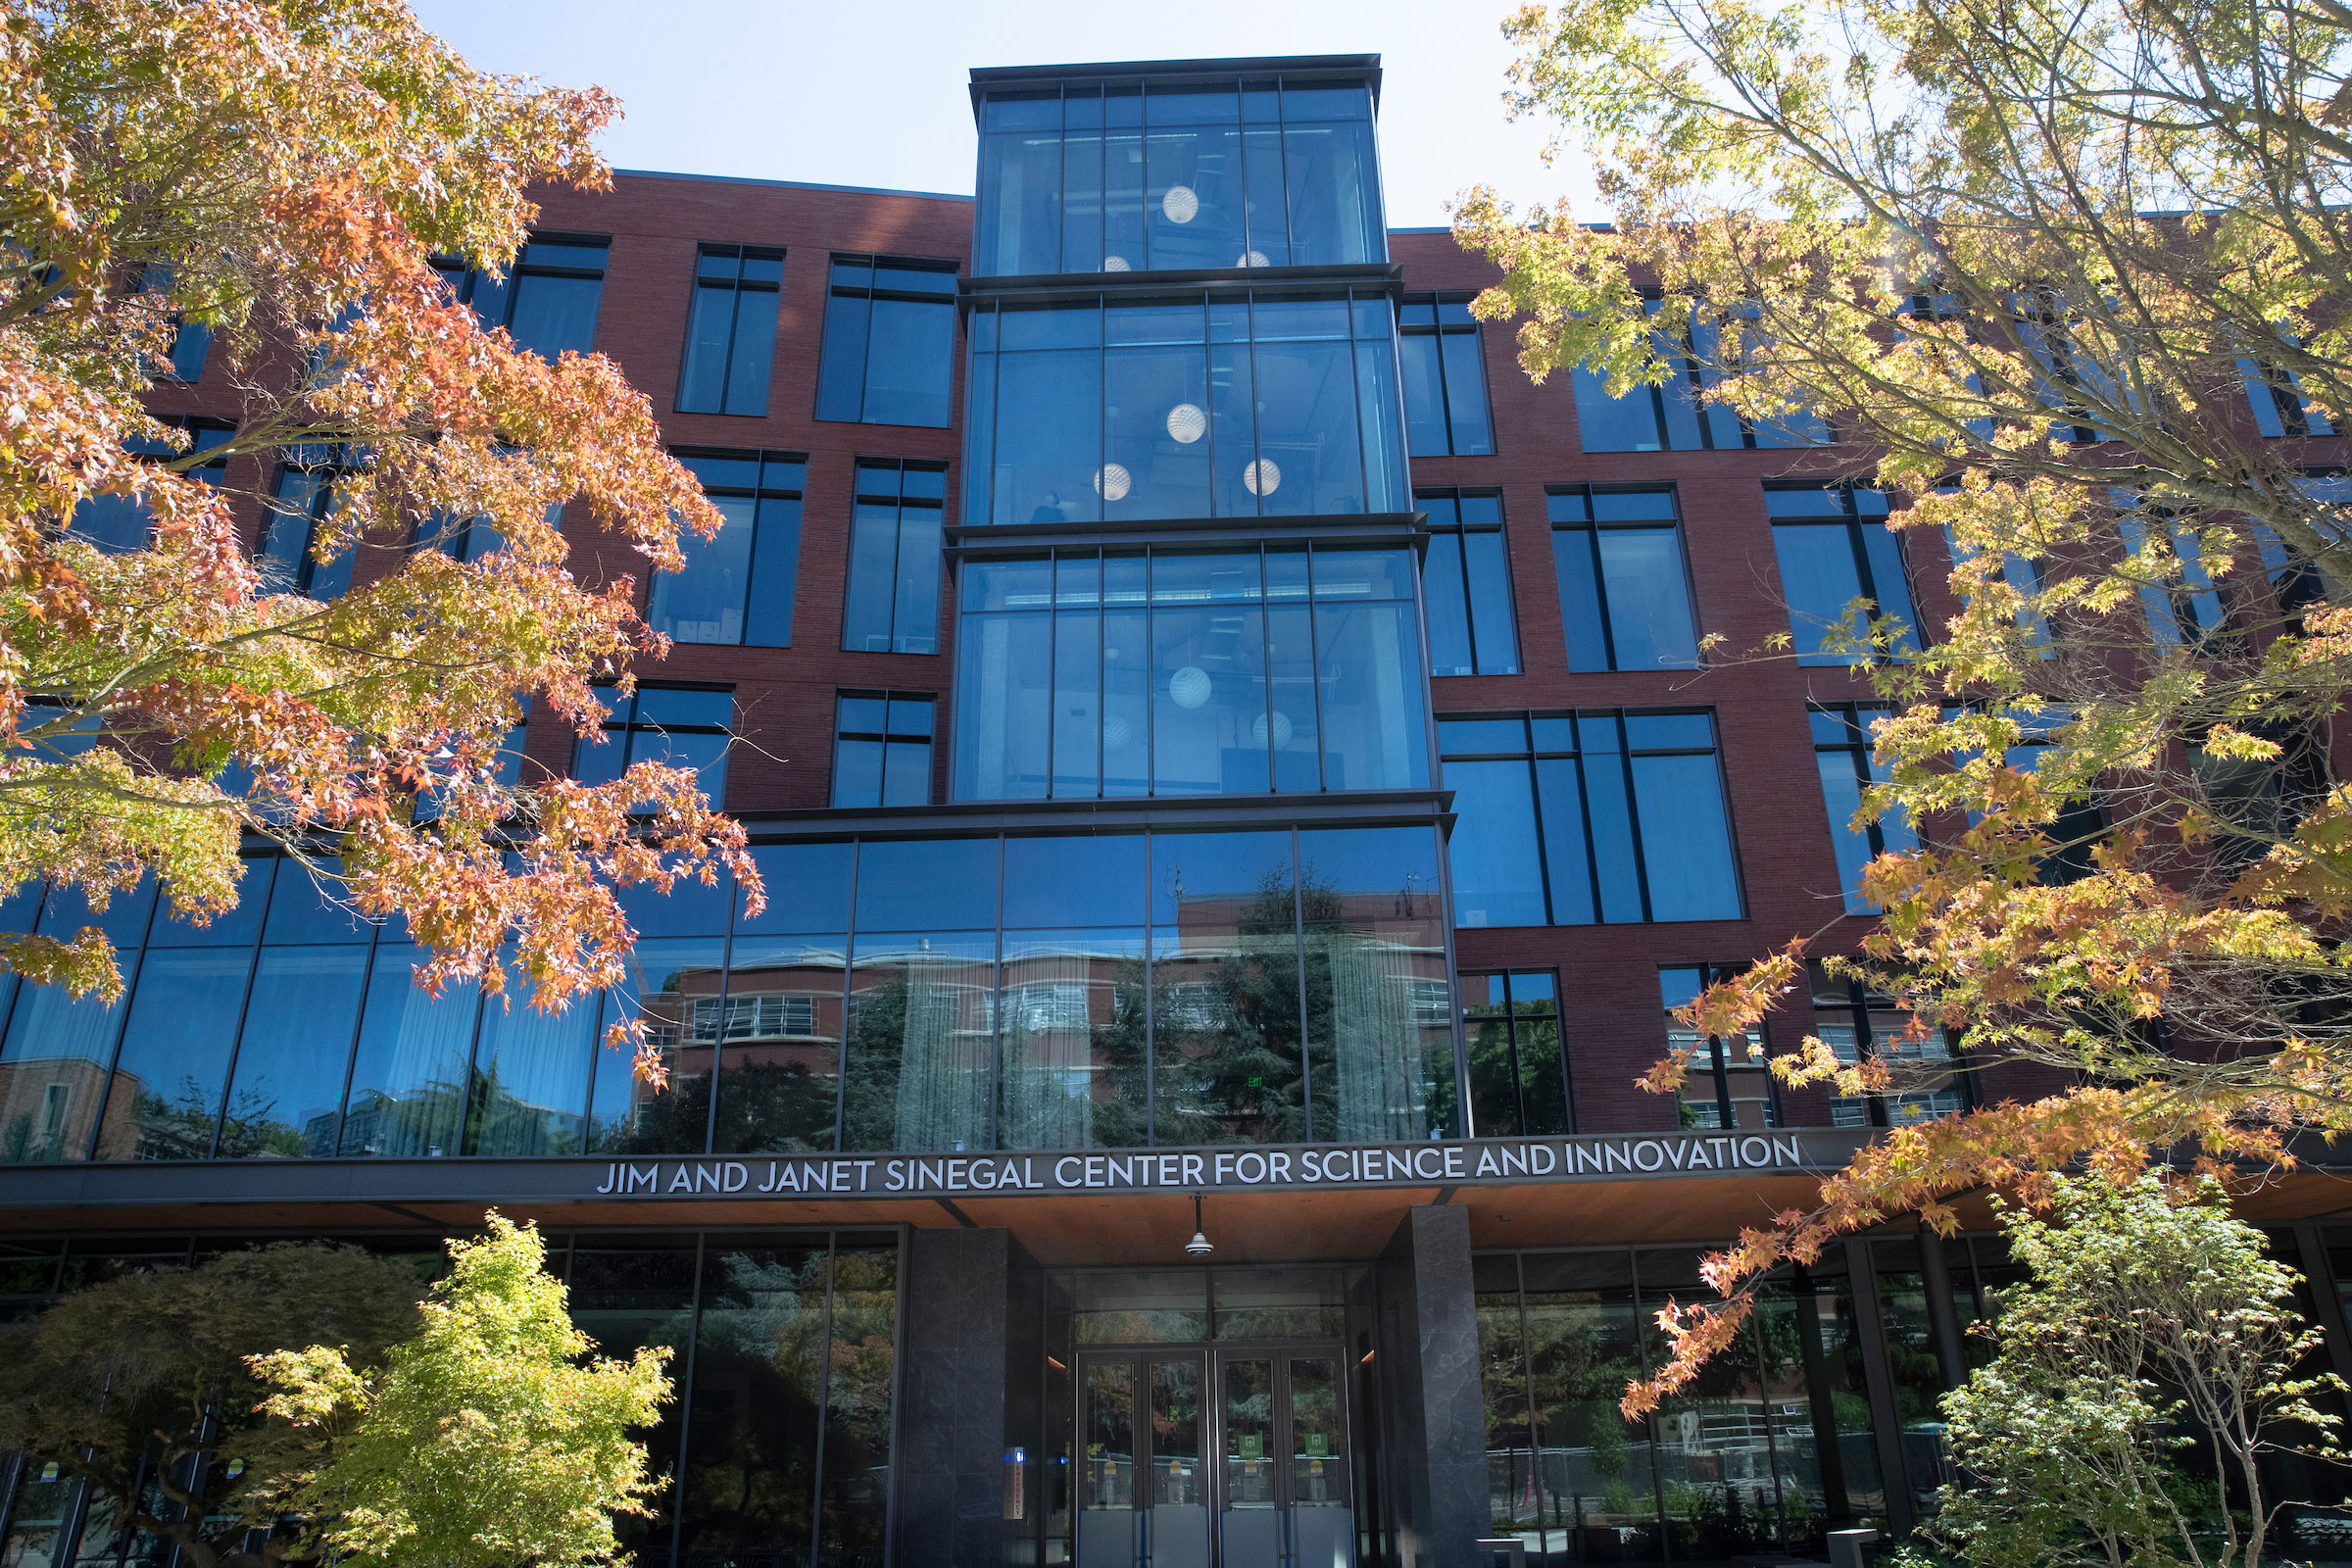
<box><xmin>1216</xmin><ymin>1348</ymin><xmax>1354</xmax><ymax>1568</ymax></box>
<box><xmin>1078</xmin><ymin>1351</ymin><xmax>1210</xmax><ymax>1568</ymax></box>
<box><xmin>1075</xmin><ymin>1346</ymin><xmax>1352</xmax><ymax>1568</ymax></box>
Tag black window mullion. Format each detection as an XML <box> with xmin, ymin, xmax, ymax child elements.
<box><xmin>1291</xmin><ymin>823</ymin><xmax>1313</xmax><ymax>1140</ymax></box>
<box><xmin>201</xmin><ymin>900</ymin><xmax>271</xmax><ymax>1159</ymax></box>
<box><xmin>1518</xmin><ymin>718</ymin><xmax>1561</xmax><ymax>928</ymax></box>
<box><xmin>989</xmin><ymin>836</ymin><xmax>1006</xmax><ymax>1150</ymax></box>
<box><xmin>79</xmin><ymin>880</ymin><xmax>165</xmax><ymax>1161</ymax></box>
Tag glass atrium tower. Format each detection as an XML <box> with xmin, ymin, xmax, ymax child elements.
<box><xmin>950</xmin><ymin>57</ymin><xmax>1459</xmax><ymax>1162</ymax></box>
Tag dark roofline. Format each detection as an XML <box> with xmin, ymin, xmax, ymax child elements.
<box><xmin>612</xmin><ymin>168</ymin><xmax>973</xmax><ymax>204</ymax></box>
<box><xmin>967</xmin><ymin>54</ymin><xmax>1383</xmax><ymax>121</ymax></box>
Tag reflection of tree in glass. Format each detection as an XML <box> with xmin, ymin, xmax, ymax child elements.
<box><xmin>1155</xmin><ymin>868</ymin><xmax>1311</xmax><ymax>1147</ymax></box>
<box><xmin>817</xmin><ymin>1248</ymin><xmax>899</xmax><ymax>1552</ymax></box>
<box><xmin>680</xmin><ymin>1249</ymin><xmax>828</xmax><ymax>1557</ymax></box>
<box><xmin>710</xmin><ymin>1059</ymin><xmax>838</xmax><ymax>1154</ymax></box>
<box><xmin>133</xmin><ymin>1075</ymin><xmax>225</xmax><ymax>1158</ymax></box>
<box><xmin>999</xmin><ymin>956</ymin><xmax>1148</xmax><ymax>1151</ymax></box>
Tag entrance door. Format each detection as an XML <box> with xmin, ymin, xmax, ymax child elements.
<box><xmin>1215</xmin><ymin>1348</ymin><xmax>1354</xmax><ymax>1568</ymax></box>
<box><xmin>1077</xmin><ymin>1351</ymin><xmax>1210</xmax><ymax>1568</ymax></box>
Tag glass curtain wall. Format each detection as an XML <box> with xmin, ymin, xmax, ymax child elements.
<box><xmin>1475</xmin><ymin>1247</ymin><xmax>1888</xmax><ymax>1566</ymax></box>
<box><xmin>0</xmin><ymin>829</ymin><xmax>1454</xmax><ymax>1165</ymax></box>
<box><xmin>973</xmin><ymin>78</ymin><xmax>1384</xmax><ymax>276</ymax></box>
<box><xmin>962</xmin><ymin>290</ymin><xmax>1407</xmax><ymax>524</ymax></box>
<box><xmin>953</xmin><ymin>546</ymin><xmax>1429</xmax><ymax>801</ymax></box>
<box><xmin>0</xmin><ymin>1229</ymin><xmax>901</xmax><ymax>1568</ymax></box>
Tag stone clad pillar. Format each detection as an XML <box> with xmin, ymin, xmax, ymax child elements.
<box><xmin>1374</xmin><ymin>1202</ymin><xmax>1489</xmax><ymax>1568</ymax></box>
<box><xmin>897</xmin><ymin>1226</ymin><xmax>1033</xmax><ymax>1566</ymax></box>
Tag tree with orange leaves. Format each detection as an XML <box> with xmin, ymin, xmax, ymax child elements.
<box><xmin>0</xmin><ymin>0</ymin><xmax>758</xmax><ymax>1080</ymax></box>
<box><xmin>1452</xmin><ymin>0</ymin><xmax>2352</xmax><ymax>1414</ymax></box>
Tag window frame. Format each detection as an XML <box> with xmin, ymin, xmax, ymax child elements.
<box><xmin>429</xmin><ymin>231</ymin><xmax>610</xmax><ymax>360</ymax></box>
<box><xmin>1397</xmin><ymin>292</ymin><xmax>1497</xmax><ymax>458</ymax></box>
<box><xmin>841</xmin><ymin>457</ymin><xmax>949</xmax><ymax>655</ymax></box>
<box><xmin>814</xmin><ymin>252</ymin><xmax>960</xmax><ymax>428</ymax></box>
<box><xmin>261</xmin><ymin>444</ymin><xmax>362</xmax><ymax>599</ymax></box>
<box><xmin>1459</xmin><ymin>968</ymin><xmax>1570</xmax><ymax>1138</ymax></box>
<box><xmin>652</xmin><ymin>447</ymin><xmax>808</xmax><ymax>648</ymax></box>
<box><xmin>572</xmin><ymin>682</ymin><xmax>734</xmax><ymax>806</ymax></box>
<box><xmin>1808</xmin><ymin>958</ymin><xmax>1974</xmax><ymax>1129</ymax></box>
<box><xmin>1545</xmin><ymin>484</ymin><xmax>1702</xmax><ymax>672</ymax></box>
<box><xmin>1659</xmin><ymin>961</ymin><xmax>1779</xmax><ymax>1131</ymax></box>
<box><xmin>676</xmin><ymin>243</ymin><xmax>785</xmax><ymax>416</ymax></box>
<box><xmin>1437</xmin><ymin>708</ymin><xmax>1745</xmax><ymax>926</ymax></box>
<box><xmin>1417</xmin><ymin>487</ymin><xmax>1521</xmax><ymax>676</ymax></box>
<box><xmin>1767</xmin><ymin>483</ymin><xmax>1920</xmax><ymax>665</ymax></box>
<box><xmin>829</xmin><ymin>690</ymin><xmax>938</xmax><ymax>808</ymax></box>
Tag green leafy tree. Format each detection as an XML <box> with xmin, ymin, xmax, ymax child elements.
<box><xmin>253</xmin><ymin>1212</ymin><xmax>672</xmax><ymax>1568</ymax></box>
<box><xmin>1452</xmin><ymin>0</ymin><xmax>2352</xmax><ymax>1405</ymax></box>
<box><xmin>0</xmin><ymin>1243</ymin><xmax>427</xmax><ymax>1568</ymax></box>
<box><xmin>1921</xmin><ymin>1175</ymin><xmax>2339</xmax><ymax>1568</ymax></box>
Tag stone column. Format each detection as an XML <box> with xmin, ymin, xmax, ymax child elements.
<box><xmin>897</xmin><ymin>1226</ymin><xmax>1034</xmax><ymax>1566</ymax></box>
<box><xmin>1373</xmin><ymin>1202</ymin><xmax>1489</xmax><ymax>1568</ymax></box>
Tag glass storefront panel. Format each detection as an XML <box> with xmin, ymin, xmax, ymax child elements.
<box><xmin>842</xmin><ymin>933</ymin><xmax>997</xmax><ymax>1154</ymax></box>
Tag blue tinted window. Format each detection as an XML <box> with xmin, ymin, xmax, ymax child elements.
<box><xmin>220</xmin><ymin>945</ymin><xmax>368</xmax><ymax>1156</ymax></box>
<box><xmin>1398</xmin><ymin>294</ymin><xmax>1494</xmax><ymax>458</ymax></box>
<box><xmin>973</xmin><ymin>76</ymin><xmax>1383</xmax><ymax>275</ymax></box>
<box><xmin>954</xmin><ymin>546</ymin><xmax>1427</xmax><ymax>801</ymax></box>
<box><xmin>433</xmin><ymin>234</ymin><xmax>606</xmax><ymax>360</ymax></box>
<box><xmin>1421</xmin><ymin>491</ymin><xmax>1519</xmax><ymax>677</ymax></box>
<box><xmin>572</xmin><ymin>685</ymin><xmax>732</xmax><ymax>805</ymax></box>
<box><xmin>737</xmin><ymin>842</ymin><xmax>857</xmax><ymax>934</ymax></box>
<box><xmin>1573</xmin><ymin>299</ymin><xmax>1827</xmax><ymax>451</ymax></box>
<box><xmin>1547</xmin><ymin>490</ymin><xmax>1699</xmax><ymax>672</ymax></box>
<box><xmin>963</xmin><ymin>289</ymin><xmax>1408</xmax><ymax>524</ymax></box>
<box><xmin>855</xmin><ymin>839</ymin><xmax>998</xmax><ymax>931</ymax></box>
<box><xmin>831</xmin><ymin>692</ymin><xmax>935</xmax><ymax>808</ymax></box>
<box><xmin>842</xmin><ymin>461</ymin><xmax>946</xmax><ymax>654</ymax></box>
<box><xmin>70</xmin><ymin>422</ymin><xmax>232</xmax><ymax>554</ymax></box>
<box><xmin>1440</xmin><ymin>711</ymin><xmax>1740</xmax><ymax>924</ymax></box>
<box><xmin>1769</xmin><ymin>488</ymin><xmax>1917</xmax><ymax>664</ymax></box>
<box><xmin>341</xmin><ymin>946</ymin><xmax>480</xmax><ymax>1156</ymax></box>
<box><xmin>815</xmin><ymin>253</ymin><xmax>956</xmax><ymax>427</ymax></box>
<box><xmin>651</xmin><ymin>448</ymin><xmax>805</xmax><ymax>647</ymax></box>
<box><xmin>1001</xmin><ymin>834</ymin><xmax>1146</xmax><ymax>926</ymax></box>
<box><xmin>1811</xmin><ymin>704</ymin><xmax>1918</xmax><ymax>914</ymax></box>
<box><xmin>677</xmin><ymin>245</ymin><xmax>783</xmax><ymax>416</ymax></box>
<box><xmin>2114</xmin><ymin>489</ymin><xmax>2229</xmax><ymax>646</ymax></box>
<box><xmin>260</xmin><ymin>454</ymin><xmax>357</xmax><ymax>599</ymax></box>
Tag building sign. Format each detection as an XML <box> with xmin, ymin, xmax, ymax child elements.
<box><xmin>589</xmin><ymin>1131</ymin><xmax>1838</xmax><ymax>1200</ymax></box>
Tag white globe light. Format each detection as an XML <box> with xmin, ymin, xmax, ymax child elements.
<box><xmin>1243</xmin><ymin>458</ymin><xmax>1282</xmax><ymax>496</ymax></box>
<box><xmin>1250</xmin><ymin>710</ymin><xmax>1295</xmax><ymax>749</ymax></box>
<box><xmin>1102</xmin><ymin>715</ymin><xmax>1135</xmax><ymax>753</ymax></box>
<box><xmin>1165</xmin><ymin>403</ymin><xmax>1207</xmax><ymax>444</ymax></box>
<box><xmin>1161</xmin><ymin>185</ymin><xmax>1200</xmax><ymax>223</ymax></box>
<box><xmin>1169</xmin><ymin>665</ymin><xmax>1212</xmax><ymax>709</ymax></box>
<box><xmin>1103</xmin><ymin>255</ymin><xmax>1132</xmax><ymax>271</ymax></box>
<box><xmin>1238</xmin><ymin>249</ymin><xmax>1272</xmax><ymax>268</ymax></box>
<box><xmin>1094</xmin><ymin>463</ymin><xmax>1132</xmax><ymax>501</ymax></box>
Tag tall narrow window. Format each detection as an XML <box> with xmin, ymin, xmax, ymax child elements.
<box><xmin>1768</xmin><ymin>485</ymin><xmax>1918</xmax><ymax>664</ymax></box>
<box><xmin>830</xmin><ymin>692</ymin><xmax>935</xmax><ymax>808</ymax></box>
<box><xmin>1810</xmin><ymin>704</ymin><xmax>1918</xmax><ymax>914</ymax></box>
<box><xmin>1440</xmin><ymin>710</ymin><xmax>1742</xmax><ymax>927</ymax></box>
<box><xmin>816</xmin><ymin>254</ymin><xmax>958</xmax><ymax>427</ymax></box>
<box><xmin>1397</xmin><ymin>295</ymin><xmax>1494</xmax><ymax>457</ymax></box>
<box><xmin>1420</xmin><ymin>490</ymin><xmax>1519</xmax><ymax>676</ymax></box>
<box><xmin>1571</xmin><ymin>298</ymin><xmax>1827</xmax><ymax>452</ymax></box>
<box><xmin>650</xmin><ymin>449</ymin><xmax>806</xmax><ymax>647</ymax></box>
<box><xmin>2112</xmin><ymin>488</ymin><xmax>2228</xmax><ymax>647</ymax></box>
<box><xmin>1547</xmin><ymin>487</ymin><xmax>1700</xmax><ymax>671</ymax></box>
<box><xmin>261</xmin><ymin>446</ymin><xmax>359</xmax><ymax>600</ymax></box>
<box><xmin>842</xmin><ymin>460</ymin><xmax>946</xmax><ymax>654</ymax></box>
<box><xmin>141</xmin><ymin>263</ymin><xmax>211</xmax><ymax>383</ymax></box>
<box><xmin>677</xmin><ymin>245</ymin><xmax>784</xmax><ymax>416</ymax></box>
<box><xmin>1940</xmin><ymin>515</ymin><xmax>2052</xmax><ymax>657</ymax></box>
<box><xmin>572</xmin><ymin>685</ymin><xmax>732</xmax><ymax>803</ymax></box>
<box><xmin>1659</xmin><ymin>964</ymin><xmax>1776</xmax><ymax>1129</ymax></box>
<box><xmin>1810</xmin><ymin>959</ymin><xmax>1971</xmax><ymax>1127</ymax></box>
<box><xmin>69</xmin><ymin>419</ymin><xmax>232</xmax><ymax>554</ymax></box>
<box><xmin>1461</xmin><ymin>970</ymin><xmax>1568</xmax><ymax>1137</ymax></box>
<box><xmin>431</xmin><ymin>233</ymin><xmax>608</xmax><ymax>361</ymax></box>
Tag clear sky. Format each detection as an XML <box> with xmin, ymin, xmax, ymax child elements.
<box><xmin>406</xmin><ymin>0</ymin><xmax>1602</xmax><ymax>228</ymax></box>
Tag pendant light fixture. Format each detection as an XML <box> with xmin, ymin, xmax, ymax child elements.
<box><xmin>1185</xmin><ymin>1192</ymin><xmax>1214</xmax><ymax>1257</ymax></box>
